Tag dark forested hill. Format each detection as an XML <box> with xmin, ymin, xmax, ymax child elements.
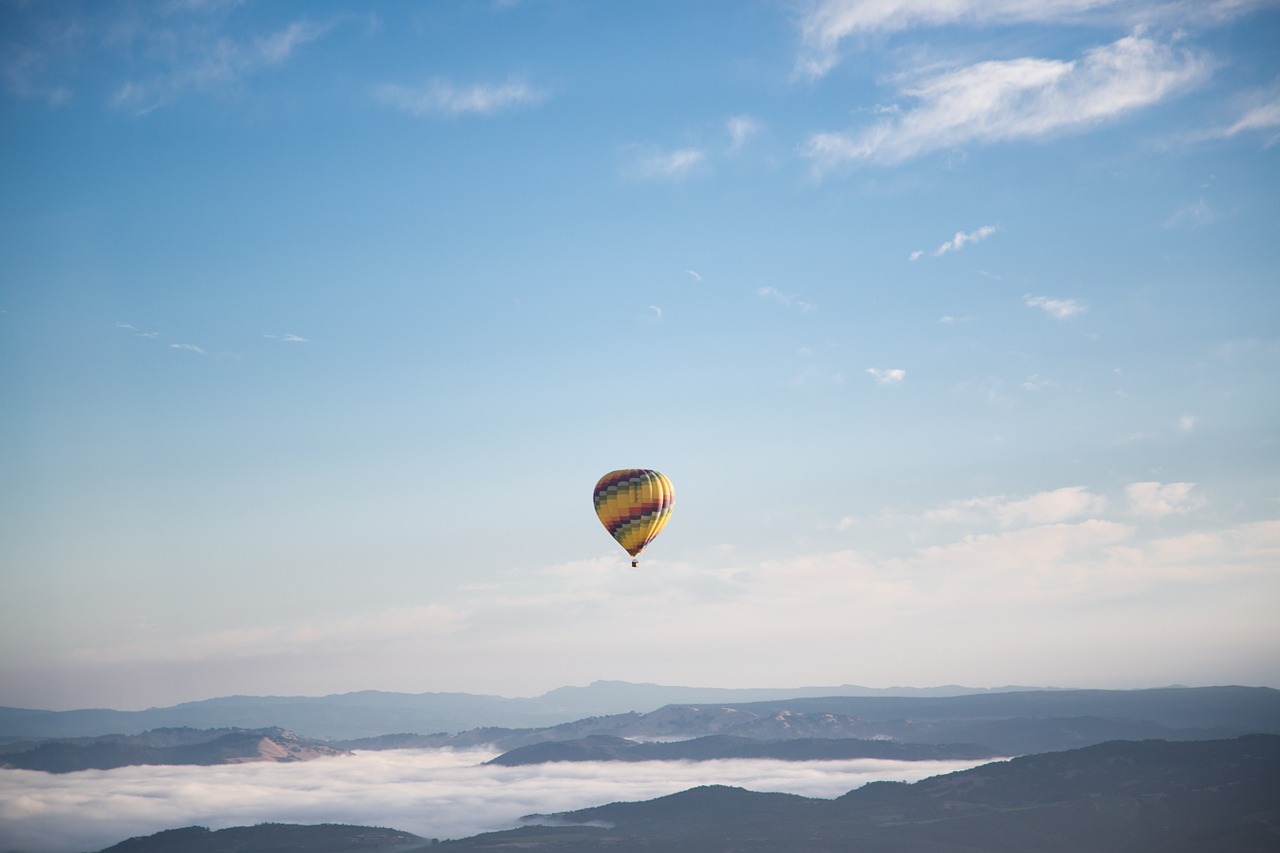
<box><xmin>443</xmin><ymin>734</ymin><xmax>1280</xmax><ymax>852</ymax></box>
<box><xmin>99</xmin><ymin>823</ymin><xmax>428</xmax><ymax>853</ymax></box>
<box><xmin>485</xmin><ymin>734</ymin><xmax>999</xmax><ymax>765</ymax></box>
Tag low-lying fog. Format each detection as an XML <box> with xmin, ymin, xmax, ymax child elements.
<box><xmin>1</xmin><ymin>748</ymin><xmax>998</xmax><ymax>852</ymax></box>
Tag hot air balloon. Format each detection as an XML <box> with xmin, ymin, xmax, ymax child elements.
<box><xmin>593</xmin><ymin>469</ymin><xmax>674</xmax><ymax>567</ymax></box>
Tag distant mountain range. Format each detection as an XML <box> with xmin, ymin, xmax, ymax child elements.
<box><xmin>6</xmin><ymin>685</ymin><xmax>1277</xmax><ymax>772</ymax></box>
<box><xmin>96</xmin><ymin>734</ymin><xmax>1280</xmax><ymax>852</ymax></box>
<box><xmin>341</xmin><ymin>685</ymin><xmax>1280</xmax><ymax>756</ymax></box>
<box><xmin>0</xmin><ymin>680</ymin><xmax>1060</xmax><ymax>740</ymax></box>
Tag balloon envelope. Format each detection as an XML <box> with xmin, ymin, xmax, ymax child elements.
<box><xmin>593</xmin><ymin>469</ymin><xmax>674</xmax><ymax>559</ymax></box>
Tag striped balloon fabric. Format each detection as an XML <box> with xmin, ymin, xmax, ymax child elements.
<box><xmin>593</xmin><ymin>469</ymin><xmax>674</xmax><ymax>564</ymax></box>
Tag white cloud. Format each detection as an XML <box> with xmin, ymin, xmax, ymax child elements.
<box><xmin>685</xmin><ymin>269</ymin><xmax>703</xmax><ymax>282</ymax></box>
<box><xmin>915</xmin><ymin>518</ymin><xmax>1135</xmax><ymax>574</ymax></box>
<box><xmin>254</xmin><ymin>20</ymin><xmax>331</xmax><ymax>66</ymax></box>
<box><xmin>164</xmin><ymin>0</ymin><xmax>250</xmax><ymax>12</ymax></box>
<box><xmin>1024</xmin><ymin>294</ymin><xmax>1087</xmax><ymax>319</ymax></box>
<box><xmin>648</xmin><ymin>305</ymin><xmax>663</xmax><ymax>321</ymax></box>
<box><xmin>801</xmin><ymin>34</ymin><xmax>1209</xmax><ymax>168</ymax></box>
<box><xmin>1194</xmin><ymin>88</ymin><xmax>1280</xmax><ymax>145</ymax></box>
<box><xmin>792</xmin><ymin>0</ymin><xmax>1266</xmax><ymax>79</ymax></box>
<box><xmin>866</xmin><ymin>367</ymin><xmax>905</xmax><ymax>385</ymax></box>
<box><xmin>726</xmin><ymin>115</ymin><xmax>762</xmax><ymax>149</ymax></box>
<box><xmin>0</xmin><ymin>751</ymin><xmax>987</xmax><ymax>853</ymax></box>
<box><xmin>1</xmin><ymin>37</ymin><xmax>77</xmax><ymax>106</ymax></box>
<box><xmin>1163</xmin><ymin>197</ymin><xmax>1218</xmax><ymax>228</ymax></box>
<box><xmin>937</xmin><ymin>315</ymin><xmax>970</xmax><ymax>324</ymax></box>
<box><xmin>623</xmin><ymin>146</ymin><xmax>707</xmax><ymax>181</ymax></box>
<box><xmin>794</xmin><ymin>0</ymin><xmax>1118</xmax><ymax>78</ymax></box>
<box><xmin>1021</xmin><ymin>374</ymin><xmax>1056</xmax><ymax>391</ymax></box>
<box><xmin>375</xmin><ymin>77</ymin><xmax>547</xmax><ymax>118</ymax></box>
<box><xmin>924</xmin><ymin>486</ymin><xmax>1108</xmax><ymax>527</ymax></box>
<box><xmin>110</xmin><ymin>19</ymin><xmax>333</xmax><ymax>114</ymax></box>
<box><xmin>908</xmin><ymin>250</ymin><xmax>924</xmax><ymax>262</ymax></box>
<box><xmin>935</xmin><ymin>225</ymin><xmax>997</xmax><ymax>256</ymax></box>
<box><xmin>265</xmin><ymin>333</ymin><xmax>308</xmax><ymax>343</ymax></box>
<box><xmin>117</xmin><ymin>322</ymin><xmax>162</xmax><ymax>338</ymax></box>
<box><xmin>759</xmin><ymin>287</ymin><xmax>815</xmax><ymax>312</ymax></box>
<box><xmin>169</xmin><ymin>343</ymin><xmax>205</xmax><ymax>354</ymax></box>
<box><xmin>1126</xmin><ymin>482</ymin><xmax>1206</xmax><ymax>517</ymax></box>
<box><xmin>1221</xmin><ymin>93</ymin><xmax>1280</xmax><ymax>142</ymax></box>
<box><xmin>1178</xmin><ymin>414</ymin><xmax>1198</xmax><ymax>432</ymax></box>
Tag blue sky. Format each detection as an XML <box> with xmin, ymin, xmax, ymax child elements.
<box><xmin>2</xmin><ymin>0</ymin><xmax>1278</xmax><ymax>711</ymax></box>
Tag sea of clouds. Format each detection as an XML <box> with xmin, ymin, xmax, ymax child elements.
<box><xmin>0</xmin><ymin>748</ymin><xmax>996</xmax><ymax>852</ymax></box>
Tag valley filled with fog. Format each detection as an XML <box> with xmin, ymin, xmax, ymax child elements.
<box><xmin>0</xmin><ymin>747</ymin><xmax>992</xmax><ymax>852</ymax></box>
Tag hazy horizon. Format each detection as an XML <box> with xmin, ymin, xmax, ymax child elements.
<box><xmin>4</xmin><ymin>677</ymin><xmax>1271</xmax><ymax>716</ymax></box>
<box><xmin>3</xmin><ymin>1</ymin><xmax>1278</xmax><ymax>713</ymax></box>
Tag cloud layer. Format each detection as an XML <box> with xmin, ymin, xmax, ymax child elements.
<box><xmin>14</xmin><ymin>482</ymin><xmax>1274</xmax><ymax>710</ymax></box>
<box><xmin>0</xmin><ymin>751</ymin><xmax>989</xmax><ymax>853</ymax></box>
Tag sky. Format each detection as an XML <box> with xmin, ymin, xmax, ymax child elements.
<box><xmin>0</xmin><ymin>748</ymin><xmax>993</xmax><ymax>852</ymax></box>
<box><xmin>1</xmin><ymin>0</ymin><xmax>1278</xmax><ymax>712</ymax></box>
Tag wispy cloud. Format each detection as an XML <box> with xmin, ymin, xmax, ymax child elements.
<box><xmin>794</xmin><ymin>0</ymin><xmax>1118</xmax><ymax>79</ymax></box>
<box><xmin>1218</xmin><ymin>92</ymin><xmax>1280</xmax><ymax>144</ymax></box>
<box><xmin>1024</xmin><ymin>294</ymin><xmax>1086</xmax><ymax>319</ymax></box>
<box><xmin>790</xmin><ymin>365</ymin><xmax>845</xmax><ymax>388</ymax></box>
<box><xmin>867</xmin><ymin>367</ymin><xmax>905</xmax><ymax>385</ymax></box>
<box><xmin>169</xmin><ymin>343</ymin><xmax>206</xmax><ymax>354</ymax></box>
<box><xmin>375</xmin><ymin>77</ymin><xmax>548</xmax><ymax>118</ymax></box>
<box><xmin>265</xmin><ymin>333</ymin><xmax>308</xmax><ymax>343</ymax></box>
<box><xmin>924</xmin><ymin>486</ymin><xmax>1107</xmax><ymax>526</ymax></box>
<box><xmin>116</xmin><ymin>322</ymin><xmax>162</xmax><ymax>339</ymax></box>
<box><xmin>0</xmin><ymin>26</ymin><xmax>79</xmax><ymax>105</ymax></box>
<box><xmin>1190</xmin><ymin>86</ymin><xmax>1280</xmax><ymax>146</ymax></box>
<box><xmin>685</xmin><ymin>269</ymin><xmax>703</xmax><ymax>282</ymax></box>
<box><xmin>726</xmin><ymin>114</ymin><xmax>762</xmax><ymax>149</ymax></box>
<box><xmin>163</xmin><ymin>0</ymin><xmax>250</xmax><ymax>12</ymax></box>
<box><xmin>926</xmin><ymin>225</ymin><xmax>997</xmax><ymax>257</ymax></box>
<box><xmin>624</xmin><ymin>146</ymin><xmax>707</xmax><ymax>181</ymax></box>
<box><xmin>1126</xmin><ymin>481</ymin><xmax>1206</xmax><ymax>517</ymax></box>
<box><xmin>758</xmin><ymin>287</ymin><xmax>815</xmax><ymax>312</ymax></box>
<box><xmin>1178</xmin><ymin>414</ymin><xmax>1197</xmax><ymax>432</ymax></box>
<box><xmin>792</xmin><ymin>0</ymin><xmax>1265</xmax><ymax>80</ymax></box>
<box><xmin>1163</xmin><ymin>197</ymin><xmax>1218</xmax><ymax>228</ymax></box>
<box><xmin>801</xmin><ymin>34</ymin><xmax>1210</xmax><ymax>169</ymax></box>
<box><xmin>111</xmin><ymin>18</ymin><xmax>333</xmax><ymax>114</ymax></box>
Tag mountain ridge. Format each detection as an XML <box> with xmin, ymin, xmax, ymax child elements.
<box><xmin>0</xmin><ymin>680</ymin><xmax>1072</xmax><ymax>739</ymax></box>
<box><xmin>4</xmin><ymin>687</ymin><xmax>1274</xmax><ymax>767</ymax></box>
